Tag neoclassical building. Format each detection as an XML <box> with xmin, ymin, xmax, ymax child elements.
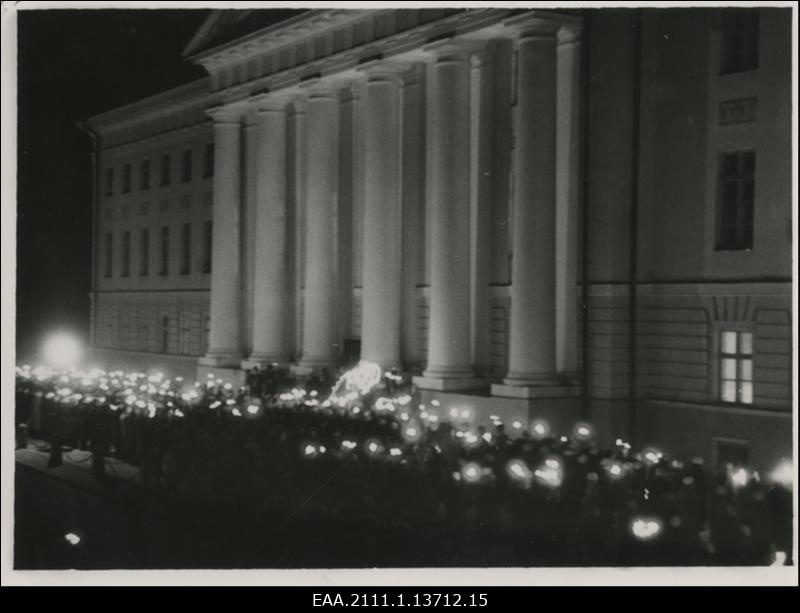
<box><xmin>86</xmin><ymin>7</ymin><xmax>793</xmax><ymax>470</ymax></box>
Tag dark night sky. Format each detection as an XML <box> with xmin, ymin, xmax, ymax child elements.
<box><xmin>16</xmin><ymin>9</ymin><xmax>212</xmax><ymax>360</ymax></box>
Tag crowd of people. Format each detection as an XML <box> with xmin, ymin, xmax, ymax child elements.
<box><xmin>14</xmin><ymin>362</ymin><xmax>794</xmax><ymax>566</ymax></box>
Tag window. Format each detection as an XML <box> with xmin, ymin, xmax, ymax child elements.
<box><xmin>104</xmin><ymin>233</ymin><xmax>113</xmax><ymax>277</ymax></box>
<box><xmin>717</xmin><ymin>151</ymin><xmax>755</xmax><ymax>251</ymax></box>
<box><xmin>104</xmin><ymin>168</ymin><xmax>114</xmax><ymax>196</ymax></box>
<box><xmin>181</xmin><ymin>149</ymin><xmax>193</xmax><ymax>183</ymax></box>
<box><xmin>139</xmin><ymin>228</ymin><xmax>149</xmax><ymax>276</ymax></box>
<box><xmin>202</xmin><ymin>220</ymin><xmax>212</xmax><ymax>273</ymax></box>
<box><xmin>161</xmin><ymin>316</ymin><xmax>170</xmax><ymax>353</ymax></box>
<box><xmin>720</xmin><ymin>9</ymin><xmax>759</xmax><ymax>75</ymax></box>
<box><xmin>719</xmin><ymin>330</ymin><xmax>753</xmax><ymax>404</ymax></box>
<box><xmin>714</xmin><ymin>438</ymin><xmax>749</xmax><ymax>469</ymax></box>
<box><xmin>203</xmin><ymin>143</ymin><xmax>214</xmax><ymax>178</ymax></box>
<box><xmin>121</xmin><ymin>231</ymin><xmax>131</xmax><ymax>277</ymax></box>
<box><xmin>122</xmin><ymin>164</ymin><xmax>132</xmax><ymax>193</ymax></box>
<box><xmin>180</xmin><ymin>223</ymin><xmax>192</xmax><ymax>275</ymax></box>
<box><xmin>159</xmin><ymin>225</ymin><xmax>170</xmax><ymax>276</ymax></box>
<box><xmin>160</xmin><ymin>154</ymin><xmax>171</xmax><ymax>186</ymax></box>
<box><xmin>140</xmin><ymin>159</ymin><xmax>151</xmax><ymax>190</ymax></box>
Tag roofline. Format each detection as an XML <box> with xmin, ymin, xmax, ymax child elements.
<box><xmin>85</xmin><ymin>77</ymin><xmax>211</xmax><ymax>131</ymax></box>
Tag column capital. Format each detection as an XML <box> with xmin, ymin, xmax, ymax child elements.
<box><xmin>358</xmin><ymin>59</ymin><xmax>412</xmax><ymax>84</ymax></box>
<box><xmin>206</xmin><ymin>104</ymin><xmax>247</xmax><ymax>125</ymax></box>
<box><xmin>298</xmin><ymin>77</ymin><xmax>347</xmax><ymax>101</ymax></box>
<box><xmin>504</xmin><ymin>11</ymin><xmax>580</xmax><ymax>43</ymax></box>
<box><xmin>250</xmin><ymin>91</ymin><xmax>291</xmax><ymax>114</ymax></box>
<box><xmin>423</xmin><ymin>39</ymin><xmax>473</xmax><ymax>64</ymax></box>
<box><xmin>558</xmin><ymin>22</ymin><xmax>583</xmax><ymax>46</ymax></box>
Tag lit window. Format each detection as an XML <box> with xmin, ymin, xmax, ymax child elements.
<box><xmin>720</xmin><ymin>9</ymin><xmax>759</xmax><ymax>75</ymax></box>
<box><xmin>719</xmin><ymin>330</ymin><xmax>753</xmax><ymax>404</ymax></box>
<box><xmin>717</xmin><ymin>151</ymin><xmax>755</xmax><ymax>251</ymax></box>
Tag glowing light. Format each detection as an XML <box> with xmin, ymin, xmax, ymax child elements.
<box><xmin>531</xmin><ymin>420</ymin><xmax>550</xmax><ymax>440</ymax></box>
<box><xmin>226</xmin><ymin>399</ymin><xmax>236</xmax><ymax>406</ymax></box>
<box><xmin>573</xmin><ymin>422</ymin><xmax>594</xmax><ymax>441</ymax></box>
<box><xmin>431</xmin><ymin>399</ymin><xmax>440</xmax><ymax>407</ymax></box>
<box><xmin>366</xmin><ymin>440</ymin><xmax>381</xmax><ymax>455</ymax></box>
<box><xmin>462</xmin><ymin>463</ymin><xmax>482</xmax><ymax>483</ymax></box>
<box><xmin>642</xmin><ymin>447</ymin><xmax>663</xmax><ymax>465</ymax></box>
<box><xmin>403</xmin><ymin>425</ymin><xmax>420</xmax><ymax>442</ymax></box>
<box><xmin>463</xmin><ymin>431</ymin><xmax>480</xmax><ymax>447</ymax></box>
<box><xmin>769</xmin><ymin>460</ymin><xmax>794</xmax><ymax>489</ymax></box>
<box><xmin>389</xmin><ymin>447</ymin><xmax>402</xmax><ymax>457</ymax></box>
<box><xmin>535</xmin><ymin>457</ymin><xmax>564</xmax><ymax>488</ymax></box>
<box><xmin>631</xmin><ymin>517</ymin><xmax>663</xmax><ymax>541</ymax></box>
<box><xmin>511</xmin><ymin>420</ymin><xmax>522</xmax><ymax>430</ymax></box>
<box><xmin>428</xmin><ymin>414</ymin><xmax>439</xmax><ymax>423</ymax></box>
<box><xmin>330</xmin><ymin>361</ymin><xmax>382</xmax><ymax>398</ymax></box>
<box><xmin>135</xmin><ymin>400</ymin><xmax>146</xmax><ymax>409</ymax></box>
<box><xmin>374</xmin><ymin>397</ymin><xmax>395</xmax><ymax>412</ymax></box>
<box><xmin>246</xmin><ymin>404</ymin><xmax>260</xmax><ymax>415</ymax></box>
<box><xmin>232</xmin><ymin>408</ymin><xmax>242</xmax><ymax>417</ymax></box>
<box><xmin>482</xmin><ymin>432</ymin><xmax>492</xmax><ymax>444</ymax></box>
<box><xmin>43</xmin><ymin>332</ymin><xmax>83</xmax><ymax>369</ymax></box>
<box><xmin>341</xmin><ymin>440</ymin><xmax>357</xmax><ymax>450</ymax></box>
<box><xmin>507</xmin><ymin>459</ymin><xmax>531</xmax><ymax>482</ymax></box>
<box><xmin>223</xmin><ymin>382</ymin><xmax>232</xmax><ymax>390</ymax></box>
<box><xmin>449</xmin><ymin>408</ymin><xmax>459</xmax><ymax>419</ymax></box>
<box><xmin>209</xmin><ymin>401</ymin><xmax>222</xmax><ymax>409</ymax></box>
<box><xmin>319</xmin><ymin>445</ymin><xmax>326</xmax><ymax>454</ymax></box>
<box><xmin>729</xmin><ymin>466</ymin><xmax>749</xmax><ymax>489</ymax></box>
<box><xmin>174</xmin><ymin>409</ymin><xmax>184</xmax><ymax>418</ymax></box>
<box><xmin>559</xmin><ymin>436</ymin><xmax>568</xmax><ymax>443</ymax></box>
<box><xmin>64</xmin><ymin>532</ymin><xmax>81</xmax><ymax>546</ymax></box>
<box><xmin>604</xmin><ymin>460</ymin><xmax>624</xmax><ymax>480</ymax></box>
<box><xmin>303</xmin><ymin>444</ymin><xmax>317</xmax><ymax>457</ymax></box>
<box><xmin>772</xmin><ymin>551</ymin><xmax>787</xmax><ymax>566</ymax></box>
<box><xmin>460</xmin><ymin>409</ymin><xmax>471</xmax><ymax>420</ymax></box>
<box><xmin>396</xmin><ymin>394</ymin><xmax>411</xmax><ymax>406</ymax></box>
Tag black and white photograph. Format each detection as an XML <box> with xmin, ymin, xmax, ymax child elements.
<box><xmin>2</xmin><ymin>0</ymin><xmax>796</xmax><ymax>587</ymax></box>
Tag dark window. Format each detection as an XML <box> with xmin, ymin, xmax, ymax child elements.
<box><xmin>140</xmin><ymin>159</ymin><xmax>151</xmax><ymax>190</ymax></box>
<box><xmin>720</xmin><ymin>9</ymin><xmax>759</xmax><ymax>74</ymax></box>
<box><xmin>719</xmin><ymin>330</ymin><xmax>753</xmax><ymax>404</ymax></box>
<box><xmin>161</xmin><ymin>316</ymin><xmax>170</xmax><ymax>353</ymax></box>
<box><xmin>104</xmin><ymin>233</ymin><xmax>113</xmax><ymax>277</ymax></box>
<box><xmin>202</xmin><ymin>220</ymin><xmax>212</xmax><ymax>273</ymax></box>
<box><xmin>139</xmin><ymin>228</ymin><xmax>149</xmax><ymax>276</ymax></box>
<box><xmin>122</xmin><ymin>164</ymin><xmax>132</xmax><ymax>193</ymax></box>
<box><xmin>104</xmin><ymin>168</ymin><xmax>114</xmax><ymax>196</ymax></box>
<box><xmin>203</xmin><ymin>143</ymin><xmax>214</xmax><ymax>178</ymax></box>
<box><xmin>159</xmin><ymin>225</ymin><xmax>170</xmax><ymax>276</ymax></box>
<box><xmin>717</xmin><ymin>151</ymin><xmax>755</xmax><ymax>250</ymax></box>
<box><xmin>181</xmin><ymin>149</ymin><xmax>193</xmax><ymax>183</ymax></box>
<box><xmin>160</xmin><ymin>154</ymin><xmax>171</xmax><ymax>186</ymax></box>
<box><xmin>181</xmin><ymin>223</ymin><xmax>192</xmax><ymax>275</ymax></box>
<box><xmin>121</xmin><ymin>231</ymin><xmax>131</xmax><ymax>277</ymax></box>
<box><xmin>715</xmin><ymin>440</ymin><xmax>749</xmax><ymax>469</ymax></box>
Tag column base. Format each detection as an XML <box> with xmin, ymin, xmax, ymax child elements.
<box><xmin>491</xmin><ymin>381</ymin><xmax>579</xmax><ymax>399</ymax></box>
<box><xmin>198</xmin><ymin>354</ymin><xmax>243</xmax><ymax>368</ymax></box>
<box><xmin>241</xmin><ymin>357</ymin><xmax>292</xmax><ymax>371</ymax></box>
<box><xmin>413</xmin><ymin>375</ymin><xmax>485</xmax><ymax>392</ymax></box>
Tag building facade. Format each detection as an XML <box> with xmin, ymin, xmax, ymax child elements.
<box><xmin>86</xmin><ymin>7</ymin><xmax>793</xmax><ymax>470</ymax></box>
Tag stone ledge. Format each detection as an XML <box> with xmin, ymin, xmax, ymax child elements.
<box><xmin>491</xmin><ymin>382</ymin><xmax>579</xmax><ymax>399</ymax></box>
<box><xmin>412</xmin><ymin>375</ymin><xmax>487</xmax><ymax>392</ymax></box>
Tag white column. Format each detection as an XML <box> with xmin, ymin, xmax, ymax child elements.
<box><xmin>200</xmin><ymin>108</ymin><xmax>244</xmax><ymax>367</ymax></box>
<box><xmin>555</xmin><ymin>25</ymin><xmax>582</xmax><ymax>376</ymax></box>
<box><xmin>492</xmin><ymin>17</ymin><xmax>563</xmax><ymax>397</ymax></box>
<box><xmin>246</xmin><ymin>100</ymin><xmax>291</xmax><ymax>366</ymax></box>
<box><xmin>360</xmin><ymin>64</ymin><xmax>403</xmax><ymax>369</ymax></box>
<box><xmin>400</xmin><ymin>66</ymin><xmax>425</xmax><ymax>368</ymax></box>
<box><xmin>241</xmin><ymin>114</ymin><xmax>258</xmax><ymax>359</ymax></box>
<box><xmin>414</xmin><ymin>44</ymin><xmax>480</xmax><ymax>391</ymax></box>
<box><xmin>298</xmin><ymin>86</ymin><xmax>340</xmax><ymax>370</ymax></box>
<box><xmin>470</xmin><ymin>49</ymin><xmax>495</xmax><ymax>377</ymax></box>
